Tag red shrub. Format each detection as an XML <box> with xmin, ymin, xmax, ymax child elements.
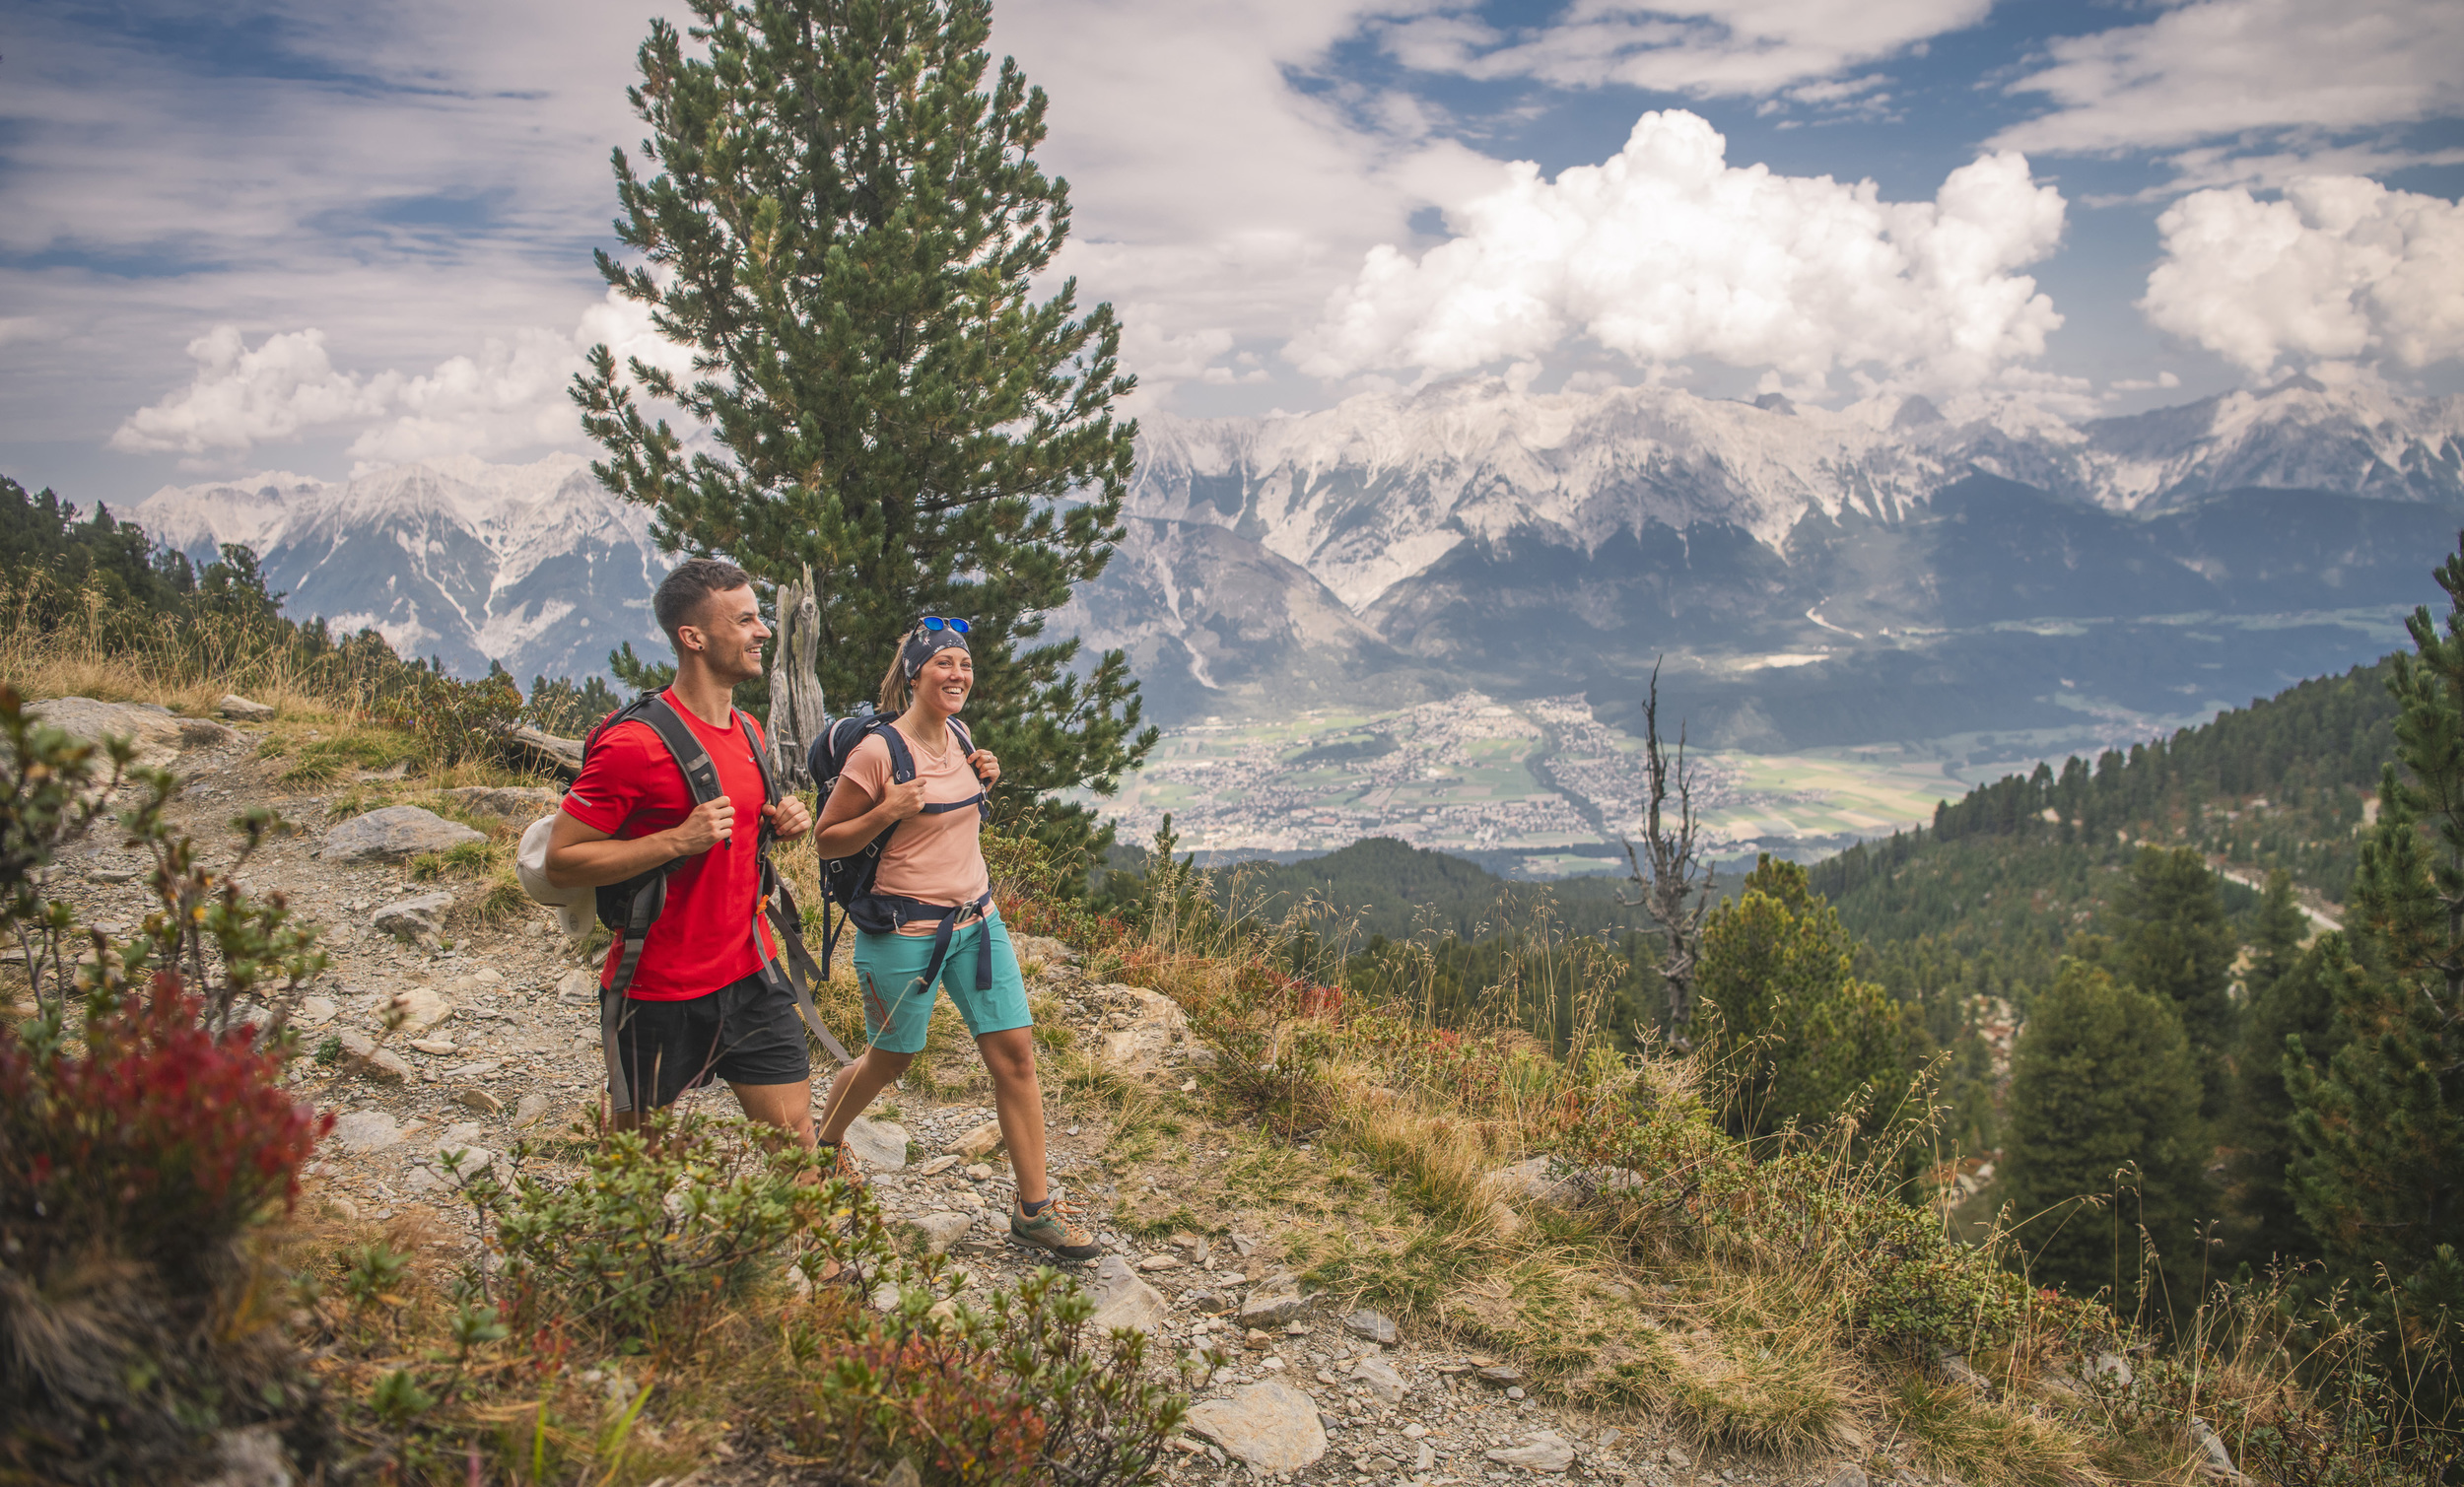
<box><xmin>1</xmin><ymin>972</ymin><xmax>330</xmax><ymax>1280</ymax></box>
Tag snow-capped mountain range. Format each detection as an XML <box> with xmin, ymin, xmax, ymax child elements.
<box><xmin>128</xmin><ymin>375</ymin><xmax>2464</xmax><ymax>714</ymax></box>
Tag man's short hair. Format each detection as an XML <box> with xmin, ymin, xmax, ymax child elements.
<box><xmin>653</xmin><ymin>558</ymin><xmax>755</xmax><ymax>650</ymax></box>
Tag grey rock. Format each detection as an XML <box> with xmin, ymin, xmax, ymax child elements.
<box><xmin>437</xmin><ymin>784</ymin><xmax>561</xmax><ymax>820</ymax></box>
<box><xmin>844</xmin><ymin>1115</ymin><xmax>910</xmax><ymax>1172</ymax></box>
<box><xmin>512</xmin><ymin>1091</ymin><xmax>555</xmax><ymax>1129</ymax></box>
<box><xmin>949</xmin><ymin>1118</ymin><xmax>1004</xmax><ymax>1158</ymax></box>
<box><xmin>1185</xmin><ymin>1380</ymin><xmax>1329</xmax><ymax>1471</ymax></box>
<box><xmin>1936</xmin><ymin>1350</ymin><xmax>1994</xmax><ymax>1395</ymax></box>
<box><xmin>1352</xmin><ymin>1352</ymin><xmax>1408</xmax><ymax>1404</ymax></box>
<box><xmin>1185</xmin><ymin>1287</ymin><xmax>1238</xmax><ymax>1315</ymax></box>
<box><xmin>372</xmin><ymin>892</ymin><xmax>456</xmax><ymax>943</ymax></box>
<box><xmin>216</xmin><ymin>694</ymin><xmax>276</xmax><ymax>721</ymax></box>
<box><xmin>1825</xmin><ymin>1464</ymin><xmax>1870</xmax><ymax>1487</ymax></box>
<box><xmin>1238</xmin><ymin>1271</ymin><xmax>1307</xmax><ymax>1326</ymax></box>
<box><xmin>2091</xmin><ymin>1351</ymin><xmax>2135</xmax><ymax>1386</ymax></box>
<box><xmin>1485</xmin><ymin>1431</ymin><xmax>1576</xmax><ymax>1473</ymax></box>
<box><xmin>334</xmin><ymin>1031</ymin><xmax>412</xmax><ymax>1083</ymax></box>
<box><xmin>1476</xmin><ymin>1364</ymin><xmax>1526</xmax><ymax>1386</ymax></box>
<box><xmin>431</xmin><ymin>1143</ymin><xmax>496</xmax><ymax>1181</ymax></box>
<box><xmin>1090</xmin><ymin>1254</ymin><xmax>1171</xmax><ymax>1333</ymax></box>
<box><xmin>915</xmin><ymin>1212</ymin><xmax>975</xmax><ymax>1254</ymax></box>
<box><xmin>296</xmin><ymin>995</ymin><xmax>337</xmax><ymax>1027</ymax></box>
<box><xmin>32</xmin><ymin>698</ymin><xmax>231</xmax><ymax>770</ymax></box>
<box><xmin>1490</xmin><ymin>1156</ymin><xmax>1579</xmax><ymax>1206</ymax></box>
<box><xmin>554</xmin><ymin>968</ymin><xmax>598</xmax><ymax>1005</ymax></box>
<box><xmin>883</xmin><ymin>1459</ymin><xmax>921</xmax><ymax>1487</ymax></box>
<box><xmin>2189</xmin><ymin>1417</ymin><xmax>2246</xmax><ymax>1483</ymax></box>
<box><xmin>322</xmin><ymin>806</ymin><xmax>485</xmax><ymax>865</ymax></box>
<box><xmin>385</xmin><ymin>984</ymin><xmax>455</xmax><ymax>1033</ymax></box>
<box><xmin>451</xmin><ymin>1087</ymin><xmax>504</xmax><ymax>1115</ymax></box>
<box><xmin>1417</xmin><ymin>1442</ymin><xmax>1437</xmax><ymax>1472</ymax></box>
<box><xmin>1342</xmin><ymin>1308</ymin><xmax>1399</xmax><ymax>1344</ymax></box>
<box><xmin>330</xmin><ymin>1110</ymin><xmax>402</xmax><ymax>1151</ymax></box>
<box><xmin>202</xmin><ymin>1423</ymin><xmax>293</xmax><ymax>1487</ymax></box>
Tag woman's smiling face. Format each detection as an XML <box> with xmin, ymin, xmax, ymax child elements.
<box><xmin>917</xmin><ymin>646</ymin><xmax>973</xmax><ymax>713</ymax></box>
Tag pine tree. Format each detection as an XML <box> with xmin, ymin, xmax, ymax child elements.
<box><xmin>573</xmin><ymin>0</ymin><xmax>1154</xmax><ymax>865</ymax></box>
<box><xmin>2114</xmin><ymin>845</ymin><xmax>2238</xmax><ymax>1116</ymax></box>
<box><xmin>2003</xmin><ymin>959</ymin><xmax>2212</xmax><ymax>1317</ymax></box>
<box><xmin>2225</xmin><ymin>871</ymin><xmax>2336</xmax><ymax>1266</ymax></box>
<box><xmin>1693</xmin><ymin>856</ymin><xmax>1909</xmax><ymax>1139</ymax></box>
<box><xmin>2289</xmin><ymin>535</ymin><xmax>2464</xmax><ymax>1311</ymax></box>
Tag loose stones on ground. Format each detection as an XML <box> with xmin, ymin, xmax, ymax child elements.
<box><xmin>372</xmin><ymin>892</ymin><xmax>455</xmax><ymax>945</ymax></box>
<box><xmin>1238</xmin><ymin>1271</ymin><xmax>1307</xmax><ymax>1326</ymax></box>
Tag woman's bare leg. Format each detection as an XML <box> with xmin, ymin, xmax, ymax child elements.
<box><xmin>815</xmin><ymin>1047</ymin><xmax>917</xmax><ymax>1145</ymax></box>
<box><xmin>977</xmin><ymin>1027</ymin><xmax>1049</xmax><ymax>1204</ymax></box>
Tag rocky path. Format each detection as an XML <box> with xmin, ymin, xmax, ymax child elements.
<box><xmin>23</xmin><ymin>700</ymin><xmax>1866</xmax><ymax>1487</ymax></box>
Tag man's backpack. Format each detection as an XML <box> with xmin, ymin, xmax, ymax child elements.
<box><xmin>806</xmin><ymin>705</ymin><xmax>994</xmax><ymax>995</ymax></box>
<box><xmin>515</xmin><ymin>691</ymin><xmax>853</xmax><ymax>1111</ymax></box>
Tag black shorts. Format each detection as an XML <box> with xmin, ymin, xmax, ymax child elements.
<box><xmin>612</xmin><ymin>972</ymin><xmax>812</xmax><ymax>1111</ymax></box>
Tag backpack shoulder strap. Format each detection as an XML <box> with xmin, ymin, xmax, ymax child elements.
<box><xmin>635</xmin><ymin>694</ymin><xmax>724</xmax><ymax>806</ymax></box>
<box><xmin>946</xmin><ymin>717</ymin><xmax>978</xmax><ymax>758</ymax></box>
<box><xmin>873</xmin><ymin>718</ymin><xmax>918</xmax><ymax>783</ymax></box>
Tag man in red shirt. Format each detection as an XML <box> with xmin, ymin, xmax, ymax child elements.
<box><xmin>541</xmin><ymin>558</ymin><xmax>819</xmax><ymax>1141</ymax></box>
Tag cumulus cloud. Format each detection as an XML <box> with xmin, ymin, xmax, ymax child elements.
<box><xmin>109</xmin><ymin>290</ymin><xmax>696</xmax><ymax>467</ymax></box>
<box><xmin>1380</xmin><ymin>0</ymin><xmax>1992</xmax><ymax>96</ymax></box>
<box><xmin>1996</xmin><ymin>0</ymin><xmax>2464</xmax><ymax>156</ymax></box>
<box><xmin>2141</xmin><ymin>177</ymin><xmax>2464</xmax><ymax>375</ymax></box>
<box><xmin>1290</xmin><ymin>110</ymin><xmax>2066</xmax><ymax>395</ymax></box>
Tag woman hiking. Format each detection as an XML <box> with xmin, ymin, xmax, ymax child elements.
<box><xmin>808</xmin><ymin>618</ymin><xmax>1102</xmax><ymax>1262</ymax></box>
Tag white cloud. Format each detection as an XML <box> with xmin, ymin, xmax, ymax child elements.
<box><xmin>109</xmin><ymin>291</ymin><xmax>695</xmax><ymax>467</ymax></box>
<box><xmin>109</xmin><ymin>327</ymin><xmax>392</xmax><ymax>457</ymax></box>
<box><xmin>1996</xmin><ymin>0</ymin><xmax>2464</xmax><ymax>156</ymax></box>
<box><xmin>2141</xmin><ymin>177</ymin><xmax>2464</xmax><ymax>375</ymax></box>
<box><xmin>1290</xmin><ymin>110</ymin><xmax>2067</xmax><ymax>395</ymax></box>
<box><xmin>1380</xmin><ymin>0</ymin><xmax>1992</xmax><ymax>96</ymax></box>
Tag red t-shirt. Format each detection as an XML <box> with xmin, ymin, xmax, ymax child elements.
<box><xmin>561</xmin><ymin>690</ymin><xmax>777</xmax><ymax>1001</ymax></box>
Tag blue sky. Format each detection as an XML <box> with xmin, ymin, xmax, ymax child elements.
<box><xmin>5</xmin><ymin>0</ymin><xmax>2462</xmax><ymax>507</ymax></box>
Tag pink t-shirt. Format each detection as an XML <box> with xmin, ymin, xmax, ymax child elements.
<box><xmin>830</xmin><ymin>723</ymin><xmax>992</xmax><ymax>932</ymax></box>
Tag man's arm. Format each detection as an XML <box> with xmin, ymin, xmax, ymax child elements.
<box><xmin>544</xmin><ymin>799</ymin><xmax>736</xmax><ymax>889</ymax></box>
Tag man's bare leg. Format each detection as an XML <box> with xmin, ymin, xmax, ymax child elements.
<box><xmin>813</xmin><ymin>1048</ymin><xmax>917</xmax><ymax>1145</ymax></box>
<box><xmin>730</xmin><ymin>1078</ymin><xmax>817</xmax><ymax>1146</ymax></box>
<box><xmin>978</xmin><ymin>1028</ymin><xmax>1049</xmax><ymax>1205</ymax></box>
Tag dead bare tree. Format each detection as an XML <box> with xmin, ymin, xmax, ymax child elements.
<box><xmin>765</xmin><ymin>564</ymin><xmax>827</xmax><ymax>791</ymax></box>
<box><xmin>1618</xmin><ymin>658</ymin><xmax>1715</xmax><ymax>1050</ymax></box>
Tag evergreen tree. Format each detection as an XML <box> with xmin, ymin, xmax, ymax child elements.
<box><xmin>2224</xmin><ymin>871</ymin><xmax>2336</xmax><ymax>1266</ymax></box>
<box><xmin>2289</xmin><ymin>535</ymin><xmax>2464</xmax><ymax>1321</ymax></box>
<box><xmin>2114</xmin><ymin>845</ymin><xmax>2238</xmax><ymax>1115</ymax></box>
<box><xmin>573</xmin><ymin>0</ymin><xmax>1154</xmax><ymax>866</ymax></box>
<box><xmin>1693</xmin><ymin>856</ymin><xmax>1909</xmax><ymax>1139</ymax></box>
<box><xmin>2003</xmin><ymin>959</ymin><xmax>2212</xmax><ymax>1317</ymax></box>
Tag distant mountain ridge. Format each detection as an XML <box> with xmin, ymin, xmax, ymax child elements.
<box><xmin>134</xmin><ymin>453</ymin><xmax>667</xmax><ymax>681</ymax></box>
<box><xmin>127</xmin><ymin>377</ymin><xmax>2463</xmax><ymax>721</ymax></box>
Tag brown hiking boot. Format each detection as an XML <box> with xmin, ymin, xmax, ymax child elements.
<box><xmin>816</xmin><ymin>1138</ymin><xmax>865</xmax><ymax>1191</ymax></box>
<box><xmin>1009</xmin><ymin>1195</ymin><xmax>1101</xmax><ymax>1261</ymax></box>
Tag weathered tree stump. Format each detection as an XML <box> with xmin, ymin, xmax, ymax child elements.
<box><xmin>766</xmin><ymin>565</ymin><xmax>826</xmax><ymax>792</ymax></box>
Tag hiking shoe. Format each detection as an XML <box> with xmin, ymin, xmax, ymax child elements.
<box><xmin>816</xmin><ymin>1139</ymin><xmax>865</xmax><ymax>1191</ymax></box>
<box><xmin>1009</xmin><ymin>1197</ymin><xmax>1101</xmax><ymax>1261</ymax></box>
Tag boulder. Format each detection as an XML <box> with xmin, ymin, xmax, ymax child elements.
<box><xmin>31</xmin><ymin>698</ymin><xmax>231</xmax><ymax>770</ymax></box>
<box><xmin>1010</xmin><ymin>932</ymin><xmax>1076</xmax><ymax>968</ymax></box>
<box><xmin>322</xmin><ymin>806</ymin><xmax>485</xmax><ymax>865</ymax></box>
<box><xmin>373</xmin><ymin>892</ymin><xmax>456</xmax><ymax>944</ymax></box>
<box><xmin>1095</xmin><ymin>985</ymin><xmax>1191</xmax><ymax>1078</ymax></box>
<box><xmin>437</xmin><ymin>784</ymin><xmax>561</xmax><ymax>820</ymax></box>
<box><xmin>330</xmin><ymin>1110</ymin><xmax>403</xmax><ymax>1151</ymax></box>
<box><xmin>914</xmin><ymin>1212</ymin><xmax>975</xmax><ymax>1254</ymax></box>
<box><xmin>1187</xmin><ymin>1381</ymin><xmax>1328</xmax><ymax>1471</ymax></box>
<box><xmin>1342</xmin><ymin>1308</ymin><xmax>1399</xmax><ymax>1344</ymax></box>
<box><xmin>1489</xmin><ymin>1156</ymin><xmax>1579</xmax><ymax>1207</ymax></box>
<box><xmin>216</xmin><ymin>695</ymin><xmax>276</xmax><ymax>721</ymax></box>
<box><xmin>1352</xmin><ymin>1352</ymin><xmax>1408</xmax><ymax>1404</ymax></box>
<box><xmin>843</xmin><ymin>1115</ymin><xmax>910</xmax><ymax>1172</ymax></box>
<box><xmin>1089</xmin><ymin>1255</ymin><xmax>1171</xmax><ymax>1333</ymax></box>
<box><xmin>1238</xmin><ymin>1272</ymin><xmax>1307</xmax><ymax>1326</ymax></box>
<box><xmin>949</xmin><ymin>1119</ymin><xmax>1005</xmax><ymax>1159</ymax></box>
<box><xmin>1486</xmin><ymin>1432</ymin><xmax>1575</xmax><ymax>1473</ymax></box>
<box><xmin>334</xmin><ymin>1031</ymin><xmax>412</xmax><ymax>1083</ymax></box>
<box><xmin>382</xmin><ymin>984</ymin><xmax>455</xmax><ymax>1034</ymax></box>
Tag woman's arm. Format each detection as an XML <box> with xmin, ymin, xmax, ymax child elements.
<box><xmin>810</xmin><ymin>771</ymin><xmax>929</xmax><ymax>859</ymax></box>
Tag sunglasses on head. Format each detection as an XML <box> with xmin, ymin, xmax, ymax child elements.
<box><xmin>921</xmin><ymin>616</ymin><xmax>971</xmax><ymax>635</ymax></box>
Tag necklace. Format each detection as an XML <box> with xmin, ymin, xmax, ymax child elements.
<box><xmin>907</xmin><ymin>717</ymin><xmax>951</xmax><ymax>762</ymax></box>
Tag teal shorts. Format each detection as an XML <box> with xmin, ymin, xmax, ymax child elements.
<box><xmin>853</xmin><ymin>910</ymin><xmax>1032</xmax><ymax>1054</ymax></box>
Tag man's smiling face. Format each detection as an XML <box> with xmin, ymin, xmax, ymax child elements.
<box><xmin>681</xmin><ymin>584</ymin><xmax>769</xmax><ymax>685</ymax></box>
